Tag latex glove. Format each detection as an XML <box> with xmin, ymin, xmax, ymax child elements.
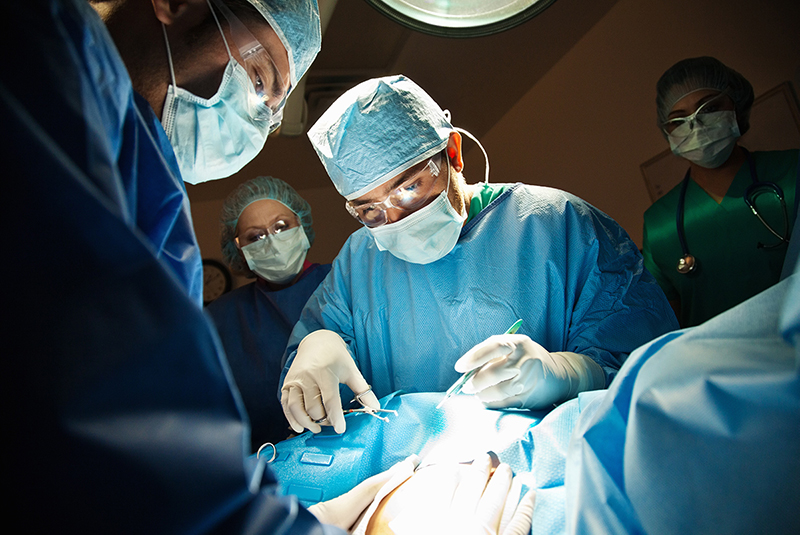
<box><xmin>385</xmin><ymin>453</ymin><xmax>534</xmax><ymax>535</ymax></box>
<box><xmin>499</xmin><ymin>487</ymin><xmax>536</xmax><ymax>535</ymax></box>
<box><xmin>309</xmin><ymin>455</ymin><xmax>421</xmax><ymax>531</ymax></box>
<box><xmin>281</xmin><ymin>330</ymin><xmax>379</xmax><ymax>434</ymax></box>
<box><xmin>454</xmin><ymin>334</ymin><xmax>606</xmax><ymax>410</ymax></box>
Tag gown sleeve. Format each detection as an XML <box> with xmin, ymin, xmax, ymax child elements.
<box><xmin>4</xmin><ymin>1</ymin><xmax>342</xmax><ymax>533</ymax></box>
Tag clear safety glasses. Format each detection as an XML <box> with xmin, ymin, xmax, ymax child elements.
<box><xmin>209</xmin><ymin>0</ymin><xmax>291</xmax><ymax>124</ymax></box>
<box><xmin>661</xmin><ymin>90</ymin><xmax>734</xmax><ymax>136</ymax></box>
<box><xmin>235</xmin><ymin>216</ymin><xmax>299</xmax><ymax>248</ymax></box>
<box><xmin>346</xmin><ymin>152</ymin><xmax>444</xmax><ymax>228</ymax></box>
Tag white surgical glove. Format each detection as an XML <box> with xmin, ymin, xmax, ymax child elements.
<box><xmin>309</xmin><ymin>455</ymin><xmax>421</xmax><ymax>531</ymax></box>
<box><xmin>281</xmin><ymin>330</ymin><xmax>379</xmax><ymax>434</ymax></box>
<box><xmin>454</xmin><ymin>334</ymin><xmax>606</xmax><ymax>410</ymax></box>
<box><xmin>385</xmin><ymin>453</ymin><xmax>534</xmax><ymax>535</ymax></box>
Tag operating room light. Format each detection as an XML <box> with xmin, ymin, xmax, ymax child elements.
<box><xmin>364</xmin><ymin>0</ymin><xmax>558</xmax><ymax>37</ymax></box>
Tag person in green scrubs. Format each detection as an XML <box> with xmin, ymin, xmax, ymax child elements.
<box><xmin>643</xmin><ymin>57</ymin><xmax>798</xmax><ymax>327</ymax></box>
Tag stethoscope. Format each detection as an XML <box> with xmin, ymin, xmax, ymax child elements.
<box><xmin>676</xmin><ymin>148</ymin><xmax>791</xmax><ymax>274</ymax></box>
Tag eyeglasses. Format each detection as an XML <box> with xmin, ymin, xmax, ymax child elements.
<box><xmin>209</xmin><ymin>0</ymin><xmax>291</xmax><ymax>124</ymax></box>
<box><xmin>346</xmin><ymin>152</ymin><xmax>444</xmax><ymax>228</ymax></box>
<box><xmin>662</xmin><ymin>90</ymin><xmax>734</xmax><ymax>136</ymax></box>
<box><xmin>235</xmin><ymin>217</ymin><xmax>297</xmax><ymax>248</ymax></box>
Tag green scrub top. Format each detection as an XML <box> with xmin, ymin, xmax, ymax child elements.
<box><xmin>466</xmin><ymin>182</ymin><xmax>510</xmax><ymax>223</ymax></box>
<box><xmin>643</xmin><ymin>149</ymin><xmax>798</xmax><ymax>327</ymax></box>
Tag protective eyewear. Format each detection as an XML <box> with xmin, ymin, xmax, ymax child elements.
<box><xmin>209</xmin><ymin>0</ymin><xmax>291</xmax><ymax>125</ymax></box>
<box><xmin>346</xmin><ymin>152</ymin><xmax>444</xmax><ymax>228</ymax></box>
<box><xmin>235</xmin><ymin>216</ymin><xmax>298</xmax><ymax>248</ymax></box>
<box><xmin>662</xmin><ymin>90</ymin><xmax>734</xmax><ymax>136</ymax></box>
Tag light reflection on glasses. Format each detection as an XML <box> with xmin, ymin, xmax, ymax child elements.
<box><xmin>662</xmin><ymin>90</ymin><xmax>733</xmax><ymax>136</ymax></box>
<box><xmin>235</xmin><ymin>217</ymin><xmax>297</xmax><ymax>248</ymax></box>
<box><xmin>209</xmin><ymin>0</ymin><xmax>291</xmax><ymax>121</ymax></box>
<box><xmin>346</xmin><ymin>152</ymin><xmax>444</xmax><ymax>228</ymax></box>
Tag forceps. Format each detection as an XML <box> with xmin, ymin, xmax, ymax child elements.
<box><xmin>314</xmin><ymin>385</ymin><xmax>398</xmax><ymax>424</ymax></box>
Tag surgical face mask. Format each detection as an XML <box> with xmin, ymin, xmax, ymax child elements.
<box><xmin>368</xmin><ymin>172</ymin><xmax>466</xmax><ymax>264</ymax></box>
<box><xmin>241</xmin><ymin>226</ymin><xmax>310</xmax><ymax>284</ymax></box>
<box><xmin>668</xmin><ymin>110</ymin><xmax>740</xmax><ymax>169</ymax></box>
<box><xmin>160</xmin><ymin>4</ymin><xmax>281</xmax><ymax>185</ymax></box>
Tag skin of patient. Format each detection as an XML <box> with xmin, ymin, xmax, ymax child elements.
<box><xmin>365</xmin><ymin>453</ymin><xmax>501</xmax><ymax>534</ymax></box>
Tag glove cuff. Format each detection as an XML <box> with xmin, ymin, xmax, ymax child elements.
<box><xmin>550</xmin><ymin>352</ymin><xmax>606</xmax><ymax>401</ymax></box>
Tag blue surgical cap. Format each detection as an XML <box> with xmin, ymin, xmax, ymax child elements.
<box><xmin>246</xmin><ymin>0</ymin><xmax>321</xmax><ymax>88</ymax></box>
<box><xmin>307</xmin><ymin>75</ymin><xmax>453</xmax><ymax>200</ymax></box>
<box><xmin>656</xmin><ymin>56</ymin><xmax>754</xmax><ymax>136</ymax></box>
<box><xmin>220</xmin><ymin>176</ymin><xmax>315</xmax><ymax>275</ymax></box>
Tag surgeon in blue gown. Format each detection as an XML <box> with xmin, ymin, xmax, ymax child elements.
<box><xmin>208</xmin><ymin>176</ymin><xmax>332</xmax><ymax>451</ymax></box>
<box><xmin>270</xmin><ymin>221</ymin><xmax>800</xmax><ymax>534</ymax></box>
<box><xmin>279</xmin><ymin>75</ymin><xmax>679</xmax><ymax>435</ymax></box>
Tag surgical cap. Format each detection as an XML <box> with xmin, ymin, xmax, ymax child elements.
<box><xmin>656</xmin><ymin>56</ymin><xmax>754</xmax><ymax>135</ymax></box>
<box><xmin>307</xmin><ymin>75</ymin><xmax>453</xmax><ymax>200</ymax></box>
<box><xmin>246</xmin><ymin>0</ymin><xmax>321</xmax><ymax>88</ymax></box>
<box><xmin>220</xmin><ymin>176</ymin><xmax>315</xmax><ymax>275</ymax></box>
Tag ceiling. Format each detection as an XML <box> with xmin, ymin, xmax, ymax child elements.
<box><xmin>188</xmin><ymin>0</ymin><xmax>621</xmax><ymax>203</ymax></box>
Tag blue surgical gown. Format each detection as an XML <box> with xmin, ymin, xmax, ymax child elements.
<box><xmin>207</xmin><ymin>264</ymin><xmax>331</xmax><ymax>451</ymax></box>
<box><xmin>4</xmin><ymin>1</ymin><xmax>340</xmax><ymax>533</ymax></box>
<box><xmin>565</xmin><ymin>266</ymin><xmax>800</xmax><ymax>533</ymax></box>
<box><xmin>281</xmin><ymin>184</ymin><xmax>678</xmax><ymax>398</ymax></box>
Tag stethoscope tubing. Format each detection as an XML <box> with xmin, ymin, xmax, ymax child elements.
<box><xmin>675</xmin><ymin>148</ymin><xmax>790</xmax><ymax>274</ymax></box>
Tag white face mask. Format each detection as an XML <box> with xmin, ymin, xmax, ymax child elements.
<box><xmin>160</xmin><ymin>14</ymin><xmax>277</xmax><ymax>185</ymax></box>
<box><xmin>368</xmin><ymin>174</ymin><xmax>466</xmax><ymax>264</ymax></box>
<box><xmin>668</xmin><ymin>110</ymin><xmax>740</xmax><ymax>169</ymax></box>
<box><xmin>241</xmin><ymin>226</ymin><xmax>310</xmax><ymax>284</ymax></box>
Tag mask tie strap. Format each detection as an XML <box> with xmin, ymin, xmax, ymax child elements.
<box><xmin>161</xmin><ymin>24</ymin><xmax>178</xmax><ymax>88</ymax></box>
<box><xmin>206</xmin><ymin>0</ymin><xmax>234</xmax><ymax>60</ymax></box>
<box><xmin>456</xmin><ymin>127</ymin><xmax>490</xmax><ymax>185</ymax></box>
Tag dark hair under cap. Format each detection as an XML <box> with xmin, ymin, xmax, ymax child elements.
<box><xmin>656</xmin><ymin>56</ymin><xmax>754</xmax><ymax>136</ymax></box>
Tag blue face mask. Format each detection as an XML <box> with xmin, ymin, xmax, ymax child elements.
<box><xmin>160</xmin><ymin>8</ymin><xmax>278</xmax><ymax>184</ymax></box>
<box><xmin>368</xmin><ymin>173</ymin><xmax>466</xmax><ymax>264</ymax></box>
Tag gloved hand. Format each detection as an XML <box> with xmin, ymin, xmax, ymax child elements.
<box><xmin>377</xmin><ymin>453</ymin><xmax>535</xmax><ymax>535</ymax></box>
<box><xmin>281</xmin><ymin>329</ymin><xmax>379</xmax><ymax>434</ymax></box>
<box><xmin>455</xmin><ymin>334</ymin><xmax>606</xmax><ymax>410</ymax></box>
<box><xmin>309</xmin><ymin>454</ymin><xmax>421</xmax><ymax>531</ymax></box>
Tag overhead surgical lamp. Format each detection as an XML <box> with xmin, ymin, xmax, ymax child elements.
<box><xmin>363</xmin><ymin>0</ymin><xmax>558</xmax><ymax>38</ymax></box>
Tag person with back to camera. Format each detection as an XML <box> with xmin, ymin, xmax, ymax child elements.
<box><xmin>207</xmin><ymin>176</ymin><xmax>332</xmax><ymax>451</ymax></box>
<box><xmin>642</xmin><ymin>56</ymin><xmax>799</xmax><ymax>327</ymax></box>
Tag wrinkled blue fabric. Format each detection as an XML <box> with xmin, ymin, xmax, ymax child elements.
<box><xmin>268</xmin><ymin>391</ymin><xmax>583</xmax><ymax>535</ymax></box>
<box><xmin>565</xmin><ymin>267</ymin><xmax>800</xmax><ymax>533</ymax></box>
<box><xmin>3</xmin><ymin>0</ymin><xmax>202</xmax><ymax>304</ymax></box>
<box><xmin>307</xmin><ymin>75</ymin><xmax>453</xmax><ymax>199</ymax></box>
<box><xmin>207</xmin><ymin>264</ymin><xmax>331</xmax><ymax>451</ymax></box>
<box><xmin>4</xmin><ymin>1</ymin><xmax>338</xmax><ymax>533</ymax></box>
<box><xmin>247</xmin><ymin>0</ymin><xmax>321</xmax><ymax>88</ymax></box>
<box><xmin>281</xmin><ymin>184</ymin><xmax>678</xmax><ymax>399</ymax></box>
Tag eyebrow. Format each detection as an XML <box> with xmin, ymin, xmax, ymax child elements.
<box><xmin>350</xmin><ymin>164</ymin><xmax>426</xmax><ymax>207</ymax></box>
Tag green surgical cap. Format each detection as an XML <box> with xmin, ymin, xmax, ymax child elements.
<box><xmin>220</xmin><ymin>176</ymin><xmax>315</xmax><ymax>275</ymax></box>
<box><xmin>307</xmin><ymin>75</ymin><xmax>453</xmax><ymax>200</ymax></box>
<box><xmin>246</xmin><ymin>0</ymin><xmax>321</xmax><ymax>88</ymax></box>
<box><xmin>656</xmin><ymin>56</ymin><xmax>754</xmax><ymax>135</ymax></box>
